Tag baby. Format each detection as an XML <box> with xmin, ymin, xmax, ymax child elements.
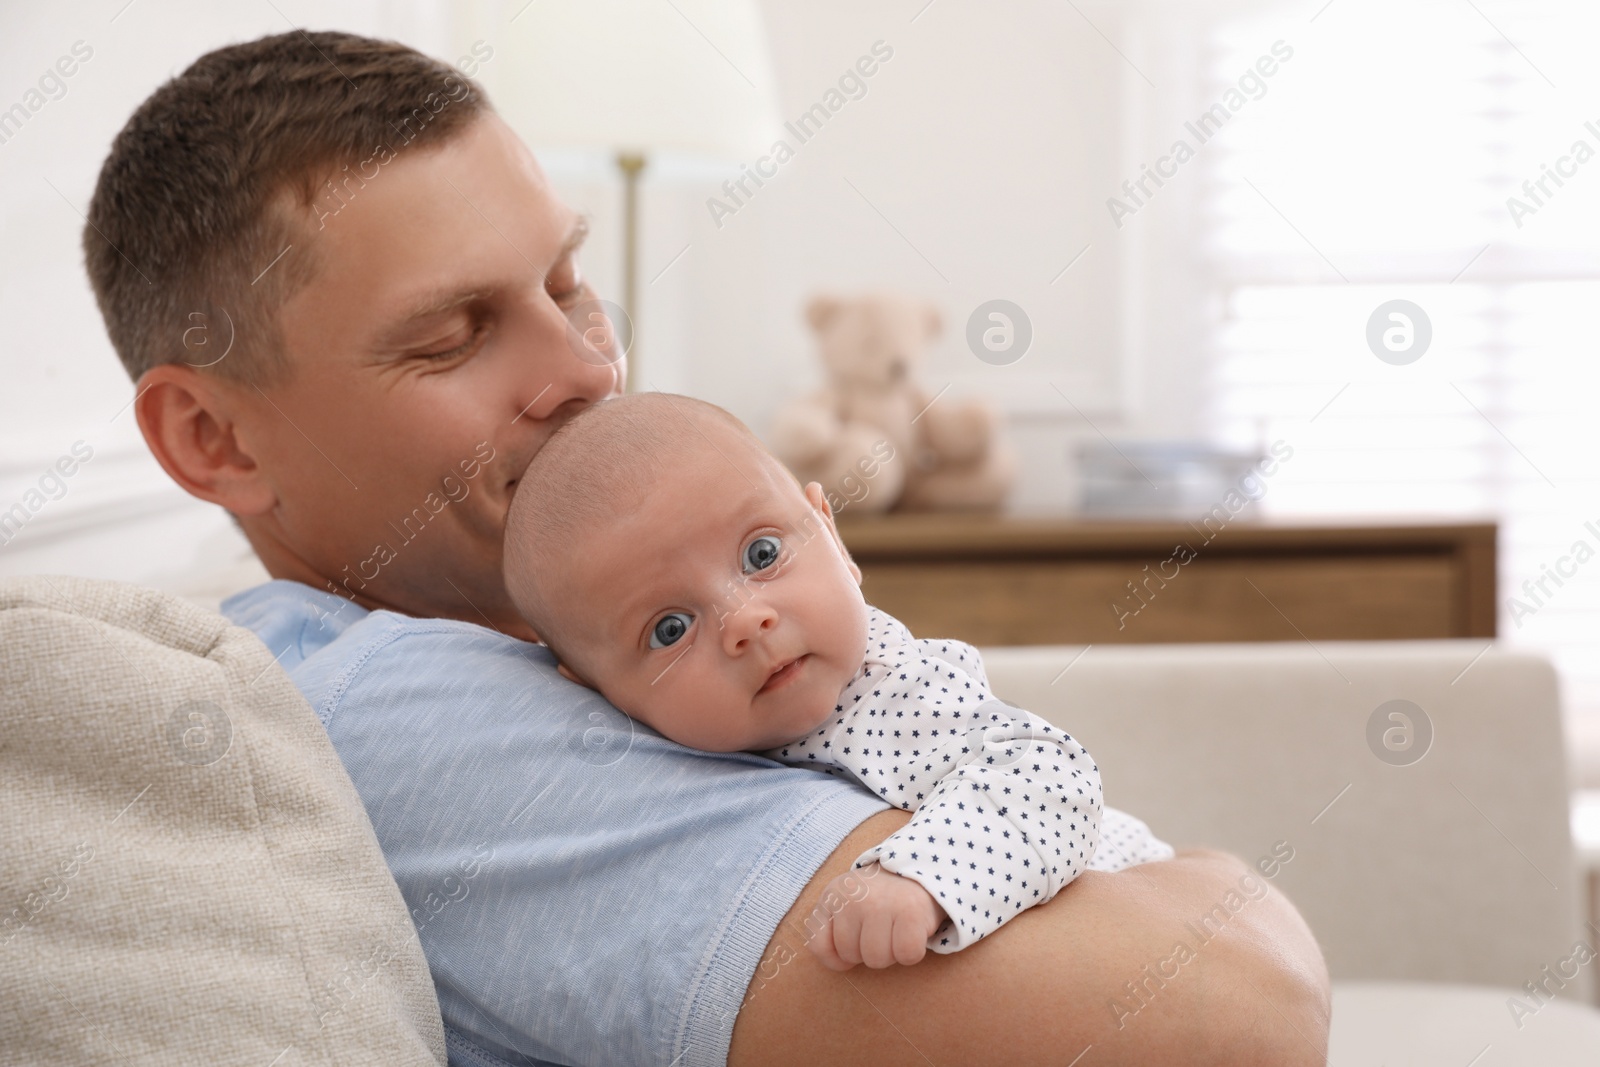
<box><xmin>502</xmin><ymin>392</ymin><xmax>1173</xmax><ymax>969</ymax></box>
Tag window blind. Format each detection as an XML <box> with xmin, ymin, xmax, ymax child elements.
<box><xmin>1197</xmin><ymin>1</ymin><xmax>1600</xmax><ymax>762</ymax></box>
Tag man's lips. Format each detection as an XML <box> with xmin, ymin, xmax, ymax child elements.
<box><xmin>759</xmin><ymin>654</ymin><xmax>809</xmax><ymax>694</ymax></box>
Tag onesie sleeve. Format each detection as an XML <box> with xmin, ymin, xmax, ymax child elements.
<box><xmin>1089</xmin><ymin>805</ymin><xmax>1176</xmax><ymax>871</ymax></box>
<box><xmin>766</xmin><ymin>610</ymin><xmax>1103</xmax><ymax>953</ymax></box>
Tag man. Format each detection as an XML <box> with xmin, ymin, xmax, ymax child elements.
<box><xmin>86</xmin><ymin>30</ymin><xmax>1330</xmax><ymax>1066</ymax></box>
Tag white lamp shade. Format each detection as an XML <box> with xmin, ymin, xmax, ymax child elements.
<box><xmin>487</xmin><ymin>0</ymin><xmax>783</xmax><ymax>161</ymax></box>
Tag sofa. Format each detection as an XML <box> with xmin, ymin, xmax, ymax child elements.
<box><xmin>0</xmin><ymin>575</ymin><xmax>445</xmax><ymax>1065</ymax></box>
<box><xmin>981</xmin><ymin>640</ymin><xmax>1600</xmax><ymax>1062</ymax></box>
<box><xmin>4</xmin><ymin>573</ymin><xmax>1599</xmax><ymax>1064</ymax></box>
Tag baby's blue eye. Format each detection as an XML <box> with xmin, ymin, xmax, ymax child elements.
<box><xmin>650</xmin><ymin>612</ymin><xmax>692</xmax><ymax>649</ymax></box>
<box><xmin>743</xmin><ymin>535</ymin><xmax>782</xmax><ymax>574</ymax></box>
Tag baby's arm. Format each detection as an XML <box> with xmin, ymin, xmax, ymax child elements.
<box><xmin>769</xmin><ymin>624</ymin><xmax>1103</xmax><ymax>959</ymax></box>
<box><xmin>853</xmin><ymin>701</ymin><xmax>1103</xmax><ymax>953</ymax></box>
<box><xmin>1089</xmin><ymin>804</ymin><xmax>1178</xmax><ymax>871</ymax></box>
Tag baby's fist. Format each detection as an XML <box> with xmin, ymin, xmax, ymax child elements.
<box><xmin>806</xmin><ymin>864</ymin><xmax>946</xmax><ymax>971</ymax></box>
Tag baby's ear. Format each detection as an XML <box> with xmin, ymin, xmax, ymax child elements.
<box><xmin>556</xmin><ymin>661</ymin><xmax>596</xmax><ymax>690</ymax></box>
<box><xmin>803</xmin><ymin>481</ymin><xmax>862</xmax><ymax>585</ymax></box>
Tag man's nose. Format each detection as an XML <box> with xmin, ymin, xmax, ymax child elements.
<box><xmin>565</xmin><ymin>302</ymin><xmax>628</xmax><ymax>382</ymax></box>
<box><xmin>720</xmin><ymin>595</ymin><xmax>778</xmax><ymax>657</ymax></box>
<box><xmin>509</xmin><ymin>297</ymin><xmax>624</xmax><ymax>424</ymax></box>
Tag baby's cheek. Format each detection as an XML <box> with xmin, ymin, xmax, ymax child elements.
<box><xmin>651</xmin><ymin>676</ymin><xmax>746</xmax><ymax>752</ymax></box>
<box><xmin>814</xmin><ymin>644</ymin><xmax>862</xmax><ymax>705</ymax></box>
<box><xmin>634</xmin><ymin>689</ymin><xmax>688</xmax><ymax>740</ymax></box>
<box><xmin>835</xmin><ymin>595</ymin><xmax>871</xmax><ymax>665</ymax></box>
<box><xmin>601</xmin><ymin>677</ymin><xmax>661</xmax><ymax>732</ymax></box>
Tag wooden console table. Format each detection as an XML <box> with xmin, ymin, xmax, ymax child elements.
<box><xmin>834</xmin><ymin>514</ymin><xmax>1496</xmax><ymax>646</ymax></box>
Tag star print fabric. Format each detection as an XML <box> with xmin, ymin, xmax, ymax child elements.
<box><xmin>764</xmin><ymin>607</ymin><xmax>1168</xmax><ymax>953</ymax></box>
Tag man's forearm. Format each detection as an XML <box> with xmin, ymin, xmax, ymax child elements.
<box><xmin>1081</xmin><ymin>847</ymin><xmax>1332</xmax><ymax>1066</ymax></box>
<box><xmin>732</xmin><ymin>811</ymin><xmax>1330</xmax><ymax>1067</ymax></box>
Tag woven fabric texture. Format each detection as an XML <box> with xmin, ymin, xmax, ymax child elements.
<box><xmin>0</xmin><ymin>574</ymin><xmax>446</xmax><ymax>1065</ymax></box>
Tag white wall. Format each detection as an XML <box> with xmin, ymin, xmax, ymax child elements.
<box><xmin>505</xmin><ymin>0</ymin><xmax>1157</xmax><ymax>516</ymax></box>
<box><xmin>0</xmin><ymin>0</ymin><xmax>1218</xmax><ymax>592</ymax></box>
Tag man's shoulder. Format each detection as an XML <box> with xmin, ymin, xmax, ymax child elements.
<box><xmin>220</xmin><ymin>578</ymin><xmax>561</xmax><ymax>725</ymax></box>
<box><xmin>221</xmin><ymin>585</ymin><xmax>900</xmax><ymax>1067</ymax></box>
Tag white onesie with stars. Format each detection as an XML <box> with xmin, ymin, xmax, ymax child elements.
<box><xmin>764</xmin><ymin>606</ymin><xmax>1174</xmax><ymax>953</ymax></box>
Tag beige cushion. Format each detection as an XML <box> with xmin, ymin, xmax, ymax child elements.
<box><xmin>0</xmin><ymin>575</ymin><xmax>446</xmax><ymax>1065</ymax></box>
<box><xmin>1330</xmin><ymin>981</ymin><xmax>1600</xmax><ymax>1064</ymax></box>
<box><xmin>980</xmin><ymin>639</ymin><xmax>1588</xmax><ymax>1001</ymax></box>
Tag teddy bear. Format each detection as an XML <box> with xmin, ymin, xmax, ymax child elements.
<box><xmin>768</xmin><ymin>292</ymin><xmax>1018</xmax><ymax>515</ymax></box>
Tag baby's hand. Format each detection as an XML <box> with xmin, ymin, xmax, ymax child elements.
<box><xmin>807</xmin><ymin>863</ymin><xmax>946</xmax><ymax>970</ymax></box>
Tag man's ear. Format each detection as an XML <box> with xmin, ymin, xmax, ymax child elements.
<box><xmin>134</xmin><ymin>363</ymin><xmax>275</xmax><ymax>517</ymax></box>
<box><xmin>556</xmin><ymin>660</ymin><xmax>597</xmax><ymax>690</ymax></box>
<box><xmin>803</xmin><ymin>481</ymin><xmax>861</xmax><ymax>585</ymax></box>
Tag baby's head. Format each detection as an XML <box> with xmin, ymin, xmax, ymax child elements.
<box><xmin>503</xmin><ymin>392</ymin><xmax>870</xmax><ymax>752</ymax></box>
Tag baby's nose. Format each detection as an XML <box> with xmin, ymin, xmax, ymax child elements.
<box><xmin>721</xmin><ymin>599</ymin><xmax>777</xmax><ymax>654</ymax></box>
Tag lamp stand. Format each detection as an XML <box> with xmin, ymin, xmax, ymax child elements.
<box><xmin>616</xmin><ymin>151</ymin><xmax>646</xmax><ymax>394</ymax></box>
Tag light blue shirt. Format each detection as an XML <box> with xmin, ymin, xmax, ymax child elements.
<box><xmin>222</xmin><ymin>579</ymin><xmax>889</xmax><ymax>1067</ymax></box>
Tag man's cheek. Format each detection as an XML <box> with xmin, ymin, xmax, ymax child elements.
<box><xmin>442</xmin><ymin>474</ymin><xmax>469</xmax><ymax>503</ymax></box>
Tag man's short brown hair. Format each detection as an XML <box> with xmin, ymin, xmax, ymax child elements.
<box><xmin>84</xmin><ymin>30</ymin><xmax>489</xmax><ymax>387</ymax></box>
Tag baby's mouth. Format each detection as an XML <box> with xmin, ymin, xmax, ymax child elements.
<box><xmin>759</xmin><ymin>655</ymin><xmax>809</xmax><ymax>694</ymax></box>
